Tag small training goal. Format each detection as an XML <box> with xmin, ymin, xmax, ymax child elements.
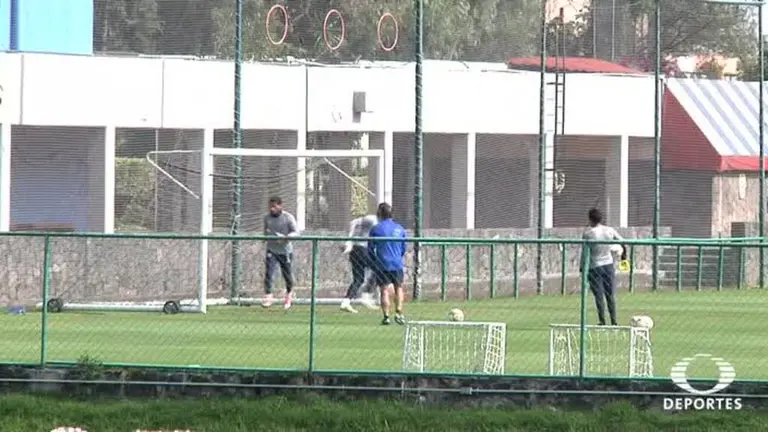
<box><xmin>549</xmin><ymin>324</ymin><xmax>653</xmax><ymax>378</ymax></box>
<box><xmin>402</xmin><ymin>321</ymin><xmax>507</xmax><ymax>374</ymax></box>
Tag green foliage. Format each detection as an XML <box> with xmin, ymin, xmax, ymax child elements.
<box><xmin>73</xmin><ymin>354</ymin><xmax>104</xmax><ymax>380</ymax></box>
<box><xmin>94</xmin><ymin>0</ymin><xmax>760</xmax><ymax>78</ymax></box>
<box><xmin>0</xmin><ymin>395</ymin><xmax>766</xmax><ymax>432</ymax></box>
<box><xmin>115</xmin><ymin>157</ymin><xmax>155</xmax><ymax>232</ymax></box>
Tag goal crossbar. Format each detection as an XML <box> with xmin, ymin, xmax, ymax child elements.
<box><xmin>49</xmin><ymin>147</ymin><xmax>386</xmax><ymax>315</ymax></box>
<box><xmin>198</xmin><ymin>147</ymin><xmax>385</xmax><ymax>313</ymax></box>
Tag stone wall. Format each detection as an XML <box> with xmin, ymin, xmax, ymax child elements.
<box><xmin>731</xmin><ymin>222</ymin><xmax>767</xmax><ymax>288</ymax></box>
<box><xmin>6</xmin><ymin>366</ymin><xmax>767</xmax><ymax>410</ymax></box>
<box><xmin>0</xmin><ymin>226</ymin><xmax>671</xmax><ymax>305</ymax></box>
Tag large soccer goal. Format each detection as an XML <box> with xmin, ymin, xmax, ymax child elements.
<box><xmin>43</xmin><ymin>142</ymin><xmax>385</xmax><ymax>314</ymax></box>
<box><xmin>548</xmin><ymin>324</ymin><xmax>653</xmax><ymax>378</ymax></box>
<box><xmin>402</xmin><ymin>321</ymin><xmax>507</xmax><ymax>374</ymax></box>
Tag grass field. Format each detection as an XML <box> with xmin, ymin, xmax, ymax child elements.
<box><xmin>1</xmin><ymin>394</ymin><xmax>766</xmax><ymax>432</ymax></box>
<box><xmin>1</xmin><ymin>290</ymin><xmax>766</xmax><ymax>379</ymax></box>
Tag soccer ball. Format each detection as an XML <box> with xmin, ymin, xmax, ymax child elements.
<box><xmin>448</xmin><ymin>308</ymin><xmax>464</xmax><ymax>322</ymax></box>
<box><xmin>630</xmin><ymin>315</ymin><xmax>654</xmax><ymax>329</ymax></box>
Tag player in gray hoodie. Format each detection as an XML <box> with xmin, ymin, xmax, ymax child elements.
<box><xmin>262</xmin><ymin>196</ymin><xmax>299</xmax><ymax>310</ymax></box>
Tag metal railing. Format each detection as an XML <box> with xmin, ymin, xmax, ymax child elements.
<box><xmin>0</xmin><ymin>232</ymin><xmax>764</xmax><ymax>382</ymax></box>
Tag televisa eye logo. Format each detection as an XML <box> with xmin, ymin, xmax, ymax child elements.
<box><xmin>663</xmin><ymin>353</ymin><xmax>742</xmax><ymax>411</ymax></box>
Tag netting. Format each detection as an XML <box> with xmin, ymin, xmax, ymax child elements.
<box><xmin>549</xmin><ymin>324</ymin><xmax>653</xmax><ymax>378</ymax></box>
<box><xmin>402</xmin><ymin>321</ymin><xmax>507</xmax><ymax>374</ymax></box>
<box><xmin>94</xmin><ymin>0</ymin><xmax>223</xmax><ymax>56</ymax></box>
<box><xmin>658</xmin><ymin>2</ymin><xmax>762</xmax><ymax>239</ymax></box>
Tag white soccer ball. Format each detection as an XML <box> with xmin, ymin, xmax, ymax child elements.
<box><xmin>448</xmin><ymin>308</ymin><xmax>465</xmax><ymax>322</ymax></box>
<box><xmin>630</xmin><ymin>315</ymin><xmax>654</xmax><ymax>329</ymax></box>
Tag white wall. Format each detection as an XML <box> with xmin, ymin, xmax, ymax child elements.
<box><xmin>10</xmin><ymin>126</ymin><xmax>105</xmax><ymax>231</ymax></box>
<box><xmin>0</xmin><ymin>53</ymin><xmax>655</xmax><ymax>137</ymax></box>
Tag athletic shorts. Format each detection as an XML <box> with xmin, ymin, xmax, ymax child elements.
<box><xmin>375</xmin><ymin>269</ymin><xmax>404</xmax><ymax>287</ymax></box>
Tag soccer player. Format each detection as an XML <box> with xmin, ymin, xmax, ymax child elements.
<box><xmin>262</xmin><ymin>196</ymin><xmax>299</xmax><ymax>310</ymax></box>
<box><xmin>340</xmin><ymin>214</ymin><xmax>379</xmax><ymax>314</ymax></box>
<box><xmin>368</xmin><ymin>202</ymin><xmax>408</xmax><ymax>325</ymax></box>
<box><xmin>580</xmin><ymin>208</ymin><xmax>627</xmax><ymax>326</ymax></box>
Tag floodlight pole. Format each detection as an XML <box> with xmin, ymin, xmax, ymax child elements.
<box><xmin>536</xmin><ymin>0</ymin><xmax>548</xmax><ymax>295</ymax></box>
<box><xmin>230</xmin><ymin>0</ymin><xmax>244</xmax><ymax>300</ymax></box>
<box><xmin>652</xmin><ymin>0</ymin><xmax>661</xmax><ymax>291</ymax></box>
<box><xmin>413</xmin><ymin>0</ymin><xmax>424</xmax><ymax>301</ymax></box>
<box><xmin>759</xmin><ymin>3</ymin><xmax>766</xmax><ymax>289</ymax></box>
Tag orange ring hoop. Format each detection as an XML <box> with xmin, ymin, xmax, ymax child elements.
<box><xmin>265</xmin><ymin>4</ymin><xmax>289</xmax><ymax>45</ymax></box>
<box><xmin>377</xmin><ymin>13</ymin><xmax>399</xmax><ymax>52</ymax></box>
<box><xmin>323</xmin><ymin>9</ymin><xmax>345</xmax><ymax>51</ymax></box>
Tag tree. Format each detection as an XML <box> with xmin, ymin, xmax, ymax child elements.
<box><xmin>93</xmin><ymin>0</ymin><xmax>162</xmax><ymax>53</ymax></box>
<box><xmin>567</xmin><ymin>0</ymin><xmax>759</xmax><ymax>77</ymax></box>
<box><xmin>210</xmin><ymin>0</ymin><xmax>542</xmax><ymax>62</ymax></box>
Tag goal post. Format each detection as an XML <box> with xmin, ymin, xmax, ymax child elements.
<box><xmin>41</xmin><ymin>146</ymin><xmax>386</xmax><ymax>314</ymax></box>
<box><xmin>402</xmin><ymin>321</ymin><xmax>507</xmax><ymax>374</ymax></box>
<box><xmin>548</xmin><ymin>324</ymin><xmax>653</xmax><ymax>378</ymax></box>
<box><xmin>206</xmin><ymin>147</ymin><xmax>386</xmax><ymax>307</ymax></box>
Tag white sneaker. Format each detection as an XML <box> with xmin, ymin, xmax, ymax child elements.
<box><xmin>360</xmin><ymin>292</ymin><xmax>377</xmax><ymax>310</ymax></box>
<box><xmin>283</xmin><ymin>293</ymin><xmax>293</xmax><ymax>310</ymax></box>
<box><xmin>262</xmin><ymin>294</ymin><xmax>274</xmax><ymax>308</ymax></box>
<box><xmin>340</xmin><ymin>298</ymin><xmax>358</xmax><ymax>314</ymax></box>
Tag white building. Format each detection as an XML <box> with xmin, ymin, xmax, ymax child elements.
<box><xmin>0</xmin><ymin>52</ymin><xmax>662</xmax><ymax>233</ymax></box>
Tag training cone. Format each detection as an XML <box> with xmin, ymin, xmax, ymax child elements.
<box><xmin>618</xmin><ymin>260</ymin><xmax>631</xmax><ymax>273</ymax></box>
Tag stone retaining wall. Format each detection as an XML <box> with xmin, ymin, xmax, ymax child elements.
<box><xmin>0</xmin><ymin>226</ymin><xmax>675</xmax><ymax>305</ymax></box>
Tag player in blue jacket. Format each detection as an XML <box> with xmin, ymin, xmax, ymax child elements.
<box><xmin>368</xmin><ymin>202</ymin><xmax>408</xmax><ymax>325</ymax></box>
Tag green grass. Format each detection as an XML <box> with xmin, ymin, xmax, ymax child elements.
<box><xmin>0</xmin><ymin>394</ymin><xmax>766</xmax><ymax>432</ymax></box>
<box><xmin>1</xmin><ymin>290</ymin><xmax>766</xmax><ymax>379</ymax></box>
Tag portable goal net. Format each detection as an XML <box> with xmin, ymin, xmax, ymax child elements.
<box><xmin>43</xmin><ymin>142</ymin><xmax>385</xmax><ymax>314</ymax></box>
<box><xmin>402</xmin><ymin>321</ymin><xmax>507</xmax><ymax>374</ymax></box>
<box><xmin>548</xmin><ymin>324</ymin><xmax>653</xmax><ymax>378</ymax></box>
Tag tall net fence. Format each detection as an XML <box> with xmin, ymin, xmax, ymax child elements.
<box><xmin>5</xmin><ymin>0</ymin><xmax>768</xmax><ymax>309</ymax></box>
<box><xmin>659</xmin><ymin>1</ymin><xmax>760</xmax><ymax>239</ymax></box>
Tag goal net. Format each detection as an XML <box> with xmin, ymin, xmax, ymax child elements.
<box><xmin>548</xmin><ymin>324</ymin><xmax>653</xmax><ymax>378</ymax></box>
<box><xmin>45</xmin><ymin>145</ymin><xmax>385</xmax><ymax>314</ymax></box>
<box><xmin>402</xmin><ymin>321</ymin><xmax>507</xmax><ymax>374</ymax></box>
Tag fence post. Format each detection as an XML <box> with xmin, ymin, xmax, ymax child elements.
<box><xmin>465</xmin><ymin>244</ymin><xmax>472</xmax><ymax>300</ymax></box>
<box><xmin>308</xmin><ymin>239</ymin><xmax>319</xmax><ymax>373</ymax></box>
<box><xmin>40</xmin><ymin>234</ymin><xmax>52</xmax><ymax>367</ymax></box>
<box><xmin>578</xmin><ymin>245</ymin><xmax>590</xmax><ymax>379</ymax></box>
<box><xmin>489</xmin><ymin>244</ymin><xmax>496</xmax><ymax>298</ymax></box>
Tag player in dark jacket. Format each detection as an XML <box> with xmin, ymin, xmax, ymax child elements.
<box><xmin>368</xmin><ymin>202</ymin><xmax>408</xmax><ymax>325</ymax></box>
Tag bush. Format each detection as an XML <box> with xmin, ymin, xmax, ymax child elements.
<box><xmin>115</xmin><ymin>157</ymin><xmax>155</xmax><ymax>232</ymax></box>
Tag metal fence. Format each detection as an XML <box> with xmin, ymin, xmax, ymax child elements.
<box><xmin>1</xmin><ymin>233</ymin><xmax>766</xmax><ymax>382</ymax></box>
<box><xmin>2</xmin><ymin>0</ymin><xmax>767</xmax><ymax>387</ymax></box>
<box><xmin>87</xmin><ymin>0</ymin><xmax>768</xmax><ymax>298</ymax></box>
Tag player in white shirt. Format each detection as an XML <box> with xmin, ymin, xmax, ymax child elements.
<box><xmin>580</xmin><ymin>208</ymin><xmax>627</xmax><ymax>326</ymax></box>
<box><xmin>340</xmin><ymin>214</ymin><xmax>378</xmax><ymax>313</ymax></box>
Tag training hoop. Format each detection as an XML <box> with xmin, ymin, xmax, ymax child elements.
<box><xmin>323</xmin><ymin>9</ymin><xmax>345</xmax><ymax>51</ymax></box>
<box><xmin>377</xmin><ymin>13</ymin><xmax>399</xmax><ymax>52</ymax></box>
<box><xmin>265</xmin><ymin>4</ymin><xmax>289</xmax><ymax>45</ymax></box>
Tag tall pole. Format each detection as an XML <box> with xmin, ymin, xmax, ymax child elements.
<box><xmin>536</xmin><ymin>0</ymin><xmax>547</xmax><ymax>294</ymax></box>
<box><xmin>652</xmin><ymin>0</ymin><xmax>661</xmax><ymax>291</ymax></box>
<box><xmin>230</xmin><ymin>0</ymin><xmax>244</xmax><ymax>300</ymax></box>
<box><xmin>413</xmin><ymin>0</ymin><xmax>424</xmax><ymax>300</ymax></box>
<box><xmin>759</xmin><ymin>3</ymin><xmax>765</xmax><ymax>289</ymax></box>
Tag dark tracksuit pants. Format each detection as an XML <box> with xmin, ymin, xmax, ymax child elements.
<box><xmin>345</xmin><ymin>245</ymin><xmax>374</xmax><ymax>299</ymax></box>
<box><xmin>265</xmin><ymin>251</ymin><xmax>294</xmax><ymax>294</ymax></box>
<box><xmin>588</xmin><ymin>263</ymin><xmax>617</xmax><ymax>325</ymax></box>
